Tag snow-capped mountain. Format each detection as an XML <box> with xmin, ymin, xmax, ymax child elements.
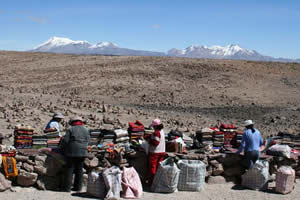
<box><xmin>31</xmin><ymin>37</ymin><xmax>299</xmax><ymax>62</ymax></box>
<box><xmin>31</xmin><ymin>37</ymin><xmax>165</xmax><ymax>56</ymax></box>
<box><xmin>167</xmin><ymin>44</ymin><xmax>275</xmax><ymax>61</ymax></box>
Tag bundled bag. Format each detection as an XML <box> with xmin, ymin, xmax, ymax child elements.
<box><xmin>121</xmin><ymin>167</ymin><xmax>143</xmax><ymax>198</ymax></box>
<box><xmin>103</xmin><ymin>166</ymin><xmax>122</xmax><ymax>199</ymax></box>
<box><xmin>242</xmin><ymin>160</ymin><xmax>269</xmax><ymax>190</ymax></box>
<box><xmin>2</xmin><ymin>156</ymin><xmax>18</xmax><ymax>178</ymax></box>
<box><xmin>86</xmin><ymin>171</ymin><xmax>107</xmax><ymax>198</ymax></box>
<box><xmin>151</xmin><ymin>157</ymin><xmax>180</xmax><ymax>193</ymax></box>
<box><xmin>267</xmin><ymin>144</ymin><xmax>291</xmax><ymax>158</ymax></box>
<box><xmin>275</xmin><ymin>166</ymin><xmax>295</xmax><ymax>194</ymax></box>
<box><xmin>177</xmin><ymin>160</ymin><xmax>206</xmax><ymax>192</ymax></box>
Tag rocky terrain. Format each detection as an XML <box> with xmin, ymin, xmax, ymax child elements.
<box><xmin>0</xmin><ymin>51</ymin><xmax>300</xmax><ymax>144</ymax></box>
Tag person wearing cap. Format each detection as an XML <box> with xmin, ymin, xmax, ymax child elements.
<box><xmin>60</xmin><ymin>116</ymin><xmax>90</xmax><ymax>192</ymax></box>
<box><xmin>236</xmin><ymin>120</ymin><xmax>264</xmax><ymax>169</ymax></box>
<box><xmin>45</xmin><ymin>112</ymin><xmax>64</xmax><ymax>136</ymax></box>
<box><xmin>146</xmin><ymin>118</ymin><xmax>166</xmax><ymax>186</ymax></box>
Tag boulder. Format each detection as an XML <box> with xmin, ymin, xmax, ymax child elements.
<box><xmin>15</xmin><ymin>155</ymin><xmax>29</xmax><ymax>162</ymax></box>
<box><xmin>207</xmin><ymin>176</ymin><xmax>226</xmax><ymax>184</ymax></box>
<box><xmin>0</xmin><ymin>173</ymin><xmax>11</xmax><ymax>192</ymax></box>
<box><xmin>34</xmin><ymin>165</ymin><xmax>47</xmax><ymax>176</ymax></box>
<box><xmin>22</xmin><ymin>162</ymin><xmax>34</xmax><ymax>172</ymax></box>
<box><xmin>17</xmin><ymin>171</ymin><xmax>38</xmax><ymax>187</ymax></box>
<box><xmin>35</xmin><ymin>155</ymin><xmax>47</xmax><ymax>163</ymax></box>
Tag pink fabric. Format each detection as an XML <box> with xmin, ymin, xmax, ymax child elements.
<box><xmin>121</xmin><ymin>167</ymin><xmax>143</xmax><ymax>199</ymax></box>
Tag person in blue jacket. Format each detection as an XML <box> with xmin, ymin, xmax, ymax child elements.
<box><xmin>236</xmin><ymin>120</ymin><xmax>264</xmax><ymax>169</ymax></box>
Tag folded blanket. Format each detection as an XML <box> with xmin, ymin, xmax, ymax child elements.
<box><xmin>114</xmin><ymin>129</ymin><xmax>128</xmax><ymax>138</ymax></box>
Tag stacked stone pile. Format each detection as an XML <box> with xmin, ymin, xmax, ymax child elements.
<box><xmin>1</xmin><ymin>148</ymin><xmax>300</xmax><ymax>192</ymax></box>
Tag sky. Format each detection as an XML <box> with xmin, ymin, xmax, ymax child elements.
<box><xmin>0</xmin><ymin>0</ymin><xmax>299</xmax><ymax>59</ymax></box>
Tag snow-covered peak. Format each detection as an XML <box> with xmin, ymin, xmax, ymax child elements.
<box><xmin>33</xmin><ymin>36</ymin><xmax>90</xmax><ymax>50</ymax></box>
<box><xmin>89</xmin><ymin>42</ymin><xmax>119</xmax><ymax>49</ymax></box>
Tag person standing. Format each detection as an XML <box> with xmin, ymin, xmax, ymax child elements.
<box><xmin>45</xmin><ymin>112</ymin><xmax>64</xmax><ymax>136</ymax></box>
<box><xmin>147</xmin><ymin>119</ymin><xmax>166</xmax><ymax>186</ymax></box>
<box><xmin>236</xmin><ymin>120</ymin><xmax>264</xmax><ymax>169</ymax></box>
<box><xmin>60</xmin><ymin>116</ymin><xmax>90</xmax><ymax>192</ymax></box>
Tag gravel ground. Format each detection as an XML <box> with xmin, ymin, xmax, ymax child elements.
<box><xmin>2</xmin><ymin>181</ymin><xmax>299</xmax><ymax>200</ymax></box>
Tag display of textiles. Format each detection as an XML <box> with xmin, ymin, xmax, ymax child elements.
<box><xmin>128</xmin><ymin>120</ymin><xmax>144</xmax><ymax>141</ymax></box>
<box><xmin>44</xmin><ymin>128</ymin><xmax>61</xmax><ymax>148</ymax></box>
<box><xmin>89</xmin><ymin>129</ymin><xmax>103</xmax><ymax>146</ymax></box>
<box><xmin>233</xmin><ymin>131</ymin><xmax>244</xmax><ymax>148</ymax></box>
<box><xmin>32</xmin><ymin>135</ymin><xmax>48</xmax><ymax>149</ymax></box>
<box><xmin>213</xmin><ymin>131</ymin><xmax>224</xmax><ymax>147</ymax></box>
<box><xmin>14</xmin><ymin>124</ymin><xmax>34</xmax><ymax>149</ymax></box>
<box><xmin>114</xmin><ymin>129</ymin><xmax>129</xmax><ymax>144</ymax></box>
<box><xmin>196</xmin><ymin>128</ymin><xmax>213</xmax><ymax>146</ymax></box>
<box><xmin>220</xmin><ymin>124</ymin><xmax>238</xmax><ymax>148</ymax></box>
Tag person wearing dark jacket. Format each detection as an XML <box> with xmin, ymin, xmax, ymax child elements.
<box><xmin>60</xmin><ymin>116</ymin><xmax>90</xmax><ymax>192</ymax></box>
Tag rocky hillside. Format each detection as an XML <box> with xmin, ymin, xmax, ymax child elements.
<box><xmin>0</xmin><ymin>51</ymin><xmax>299</xmax><ymax>144</ymax></box>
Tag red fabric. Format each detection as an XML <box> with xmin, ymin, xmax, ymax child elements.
<box><xmin>129</xmin><ymin>120</ymin><xmax>144</xmax><ymax>129</ymax></box>
<box><xmin>148</xmin><ymin>130</ymin><xmax>161</xmax><ymax>147</ymax></box>
<box><xmin>148</xmin><ymin>152</ymin><xmax>166</xmax><ymax>185</ymax></box>
<box><xmin>71</xmin><ymin>121</ymin><xmax>83</xmax><ymax>126</ymax></box>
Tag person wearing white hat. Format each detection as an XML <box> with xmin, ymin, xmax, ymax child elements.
<box><xmin>236</xmin><ymin>120</ymin><xmax>264</xmax><ymax>169</ymax></box>
<box><xmin>45</xmin><ymin>112</ymin><xmax>64</xmax><ymax>136</ymax></box>
<box><xmin>146</xmin><ymin>118</ymin><xmax>166</xmax><ymax>186</ymax></box>
<box><xmin>60</xmin><ymin>116</ymin><xmax>90</xmax><ymax>192</ymax></box>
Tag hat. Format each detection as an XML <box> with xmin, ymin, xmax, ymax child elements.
<box><xmin>53</xmin><ymin>112</ymin><xmax>64</xmax><ymax>119</ymax></box>
<box><xmin>151</xmin><ymin>119</ymin><xmax>161</xmax><ymax>127</ymax></box>
<box><xmin>69</xmin><ymin>116</ymin><xmax>83</xmax><ymax>124</ymax></box>
<box><xmin>244</xmin><ymin>120</ymin><xmax>254</xmax><ymax>127</ymax></box>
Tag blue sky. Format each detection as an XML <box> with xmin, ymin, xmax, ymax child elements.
<box><xmin>0</xmin><ymin>0</ymin><xmax>299</xmax><ymax>59</ymax></box>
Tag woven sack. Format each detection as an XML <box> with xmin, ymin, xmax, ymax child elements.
<box><xmin>267</xmin><ymin>144</ymin><xmax>291</xmax><ymax>158</ymax></box>
<box><xmin>103</xmin><ymin>166</ymin><xmax>122</xmax><ymax>199</ymax></box>
<box><xmin>177</xmin><ymin>160</ymin><xmax>206</xmax><ymax>191</ymax></box>
<box><xmin>121</xmin><ymin>167</ymin><xmax>143</xmax><ymax>198</ymax></box>
<box><xmin>242</xmin><ymin>160</ymin><xmax>269</xmax><ymax>190</ymax></box>
<box><xmin>86</xmin><ymin>171</ymin><xmax>107</xmax><ymax>198</ymax></box>
<box><xmin>275</xmin><ymin>166</ymin><xmax>295</xmax><ymax>194</ymax></box>
<box><xmin>151</xmin><ymin>157</ymin><xmax>180</xmax><ymax>193</ymax></box>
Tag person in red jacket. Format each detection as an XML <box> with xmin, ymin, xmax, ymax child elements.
<box><xmin>147</xmin><ymin>118</ymin><xmax>166</xmax><ymax>185</ymax></box>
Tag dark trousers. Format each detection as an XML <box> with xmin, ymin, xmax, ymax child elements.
<box><xmin>64</xmin><ymin>157</ymin><xmax>85</xmax><ymax>191</ymax></box>
<box><xmin>242</xmin><ymin>150</ymin><xmax>259</xmax><ymax>169</ymax></box>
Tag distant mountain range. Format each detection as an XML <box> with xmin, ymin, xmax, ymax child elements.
<box><xmin>31</xmin><ymin>37</ymin><xmax>300</xmax><ymax>63</ymax></box>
